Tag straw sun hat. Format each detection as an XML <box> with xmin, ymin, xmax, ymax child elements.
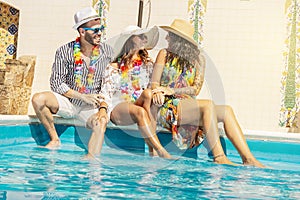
<box><xmin>160</xmin><ymin>19</ymin><xmax>198</xmax><ymax>47</ymax></box>
<box><xmin>106</xmin><ymin>25</ymin><xmax>159</xmax><ymax>59</ymax></box>
<box><xmin>73</xmin><ymin>7</ymin><xmax>100</xmax><ymax>30</ymax></box>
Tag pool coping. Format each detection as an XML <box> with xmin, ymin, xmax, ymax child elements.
<box><xmin>1</xmin><ymin>115</ymin><xmax>300</xmax><ymax>142</ymax></box>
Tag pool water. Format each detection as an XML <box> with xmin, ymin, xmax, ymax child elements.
<box><xmin>0</xmin><ymin>124</ymin><xmax>300</xmax><ymax>199</ymax></box>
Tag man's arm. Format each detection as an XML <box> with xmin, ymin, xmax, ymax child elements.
<box><xmin>50</xmin><ymin>48</ymin><xmax>72</xmax><ymax>95</ymax></box>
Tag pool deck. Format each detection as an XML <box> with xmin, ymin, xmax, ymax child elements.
<box><xmin>1</xmin><ymin>114</ymin><xmax>300</xmax><ymax>143</ymax></box>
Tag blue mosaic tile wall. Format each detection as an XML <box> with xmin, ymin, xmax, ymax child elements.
<box><xmin>0</xmin><ymin>2</ymin><xmax>19</xmax><ymax>70</ymax></box>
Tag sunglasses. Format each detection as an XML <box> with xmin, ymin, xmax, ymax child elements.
<box><xmin>138</xmin><ymin>34</ymin><xmax>147</xmax><ymax>40</ymax></box>
<box><xmin>82</xmin><ymin>25</ymin><xmax>105</xmax><ymax>34</ymax></box>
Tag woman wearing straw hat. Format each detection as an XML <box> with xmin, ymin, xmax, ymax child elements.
<box><xmin>151</xmin><ymin>19</ymin><xmax>264</xmax><ymax>167</ymax></box>
<box><xmin>102</xmin><ymin>25</ymin><xmax>171</xmax><ymax>159</ymax></box>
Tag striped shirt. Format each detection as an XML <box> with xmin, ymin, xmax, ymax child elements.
<box><xmin>50</xmin><ymin>40</ymin><xmax>114</xmax><ymax>106</ymax></box>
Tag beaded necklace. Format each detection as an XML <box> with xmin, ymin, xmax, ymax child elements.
<box><xmin>74</xmin><ymin>37</ymin><xmax>100</xmax><ymax>93</ymax></box>
<box><xmin>119</xmin><ymin>57</ymin><xmax>143</xmax><ymax>102</ymax></box>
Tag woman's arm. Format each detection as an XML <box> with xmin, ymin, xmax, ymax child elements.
<box><xmin>150</xmin><ymin>49</ymin><xmax>169</xmax><ymax>106</ymax></box>
<box><xmin>152</xmin><ymin>51</ymin><xmax>206</xmax><ymax>97</ymax></box>
<box><xmin>150</xmin><ymin>49</ymin><xmax>166</xmax><ymax>89</ymax></box>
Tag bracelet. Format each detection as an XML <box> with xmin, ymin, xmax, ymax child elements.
<box><xmin>99</xmin><ymin>106</ymin><xmax>108</xmax><ymax>113</ymax></box>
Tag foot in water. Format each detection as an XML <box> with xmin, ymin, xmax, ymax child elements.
<box><xmin>43</xmin><ymin>139</ymin><xmax>61</xmax><ymax>149</ymax></box>
<box><xmin>149</xmin><ymin>148</ymin><xmax>159</xmax><ymax>157</ymax></box>
<box><xmin>213</xmin><ymin>154</ymin><xmax>238</xmax><ymax>166</ymax></box>
<box><xmin>82</xmin><ymin>153</ymin><xmax>101</xmax><ymax>162</ymax></box>
<box><xmin>243</xmin><ymin>157</ymin><xmax>266</xmax><ymax>168</ymax></box>
<box><xmin>156</xmin><ymin>148</ymin><xmax>173</xmax><ymax>159</ymax></box>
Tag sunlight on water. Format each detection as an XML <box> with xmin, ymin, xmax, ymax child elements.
<box><xmin>0</xmin><ymin>134</ymin><xmax>300</xmax><ymax>199</ymax></box>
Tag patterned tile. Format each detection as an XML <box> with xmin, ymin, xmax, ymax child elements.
<box><xmin>0</xmin><ymin>2</ymin><xmax>19</xmax><ymax>70</ymax></box>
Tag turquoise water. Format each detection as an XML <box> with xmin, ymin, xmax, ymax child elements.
<box><xmin>0</xmin><ymin>124</ymin><xmax>300</xmax><ymax>199</ymax></box>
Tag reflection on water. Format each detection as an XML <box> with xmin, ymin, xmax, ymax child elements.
<box><xmin>0</xmin><ymin>137</ymin><xmax>300</xmax><ymax>199</ymax></box>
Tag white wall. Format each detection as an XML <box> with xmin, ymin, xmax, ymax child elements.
<box><xmin>203</xmin><ymin>0</ymin><xmax>286</xmax><ymax>132</ymax></box>
<box><xmin>1</xmin><ymin>0</ymin><xmax>289</xmax><ymax>133</ymax></box>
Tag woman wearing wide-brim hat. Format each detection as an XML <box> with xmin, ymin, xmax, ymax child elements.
<box><xmin>106</xmin><ymin>25</ymin><xmax>159</xmax><ymax>60</ymax></box>
<box><xmin>102</xmin><ymin>25</ymin><xmax>171</xmax><ymax>159</ymax></box>
<box><xmin>151</xmin><ymin>19</ymin><xmax>265</xmax><ymax>167</ymax></box>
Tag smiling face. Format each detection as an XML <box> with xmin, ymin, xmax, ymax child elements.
<box><xmin>80</xmin><ymin>19</ymin><xmax>103</xmax><ymax>46</ymax></box>
<box><xmin>130</xmin><ymin>34</ymin><xmax>148</xmax><ymax>50</ymax></box>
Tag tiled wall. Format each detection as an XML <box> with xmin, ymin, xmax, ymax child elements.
<box><xmin>0</xmin><ymin>1</ymin><xmax>19</xmax><ymax>69</ymax></box>
<box><xmin>0</xmin><ymin>0</ymin><xmax>289</xmax><ymax>133</ymax></box>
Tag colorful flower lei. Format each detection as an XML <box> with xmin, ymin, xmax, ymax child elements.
<box><xmin>74</xmin><ymin>37</ymin><xmax>100</xmax><ymax>93</ymax></box>
<box><xmin>119</xmin><ymin>57</ymin><xmax>143</xmax><ymax>102</ymax></box>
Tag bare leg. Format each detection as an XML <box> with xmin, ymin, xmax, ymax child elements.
<box><xmin>148</xmin><ymin>105</ymin><xmax>159</xmax><ymax>157</ymax></box>
<box><xmin>135</xmin><ymin>89</ymin><xmax>159</xmax><ymax>156</ymax></box>
<box><xmin>178</xmin><ymin>99</ymin><xmax>234</xmax><ymax>165</ymax></box>
<box><xmin>216</xmin><ymin>105</ymin><xmax>265</xmax><ymax>167</ymax></box>
<box><xmin>111</xmin><ymin>102</ymin><xmax>171</xmax><ymax>159</ymax></box>
<box><xmin>84</xmin><ymin>113</ymin><xmax>107</xmax><ymax>159</ymax></box>
<box><xmin>138</xmin><ymin>124</ymin><xmax>171</xmax><ymax>158</ymax></box>
<box><xmin>31</xmin><ymin>92</ymin><xmax>60</xmax><ymax>148</ymax></box>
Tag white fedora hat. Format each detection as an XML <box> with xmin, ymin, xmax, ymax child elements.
<box><xmin>160</xmin><ymin>19</ymin><xmax>198</xmax><ymax>47</ymax></box>
<box><xmin>106</xmin><ymin>25</ymin><xmax>159</xmax><ymax>59</ymax></box>
<box><xmin>73</xmin><ymin>7</ymin><xmax>100</xmax><ymax>30</ymax></box>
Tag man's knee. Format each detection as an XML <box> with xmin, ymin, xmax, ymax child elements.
<box><xmin>32</xmin><ymin>92</ymin><xmax>58</xmax><ymax>113</ymax></box>
<box><xmin>31</xmin><ymin>93</ymin><xmax>46</xmax><ymax>108</ymax></box>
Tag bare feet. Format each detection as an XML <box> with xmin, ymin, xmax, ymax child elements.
<box><xmin>44</xmin><ymin>139</ymin><xmax>61</xmax><ymax>149</ymax></box>
<box><xmin>156</xmin><ymin>148</ymin><xmax>172</xmax><ymax>159</ymax></box>
<box><xmin>83</xmin><ymin>153</ymin><xmax>99</xmax><ymax>161</ymax></box>
<box><xmin>243</xmin><ymin>157</ymin><xmax>265</xmax><ymax>168</ymax></box>
<box><xmin>213</xmin><ymin>154</ymin><xmax>237</xmax><ymax>166</ymax></box>
<box><xmin>149</xmin><ymin>149</ymin><xmax>159</xmax><ymax>157</ymax></box>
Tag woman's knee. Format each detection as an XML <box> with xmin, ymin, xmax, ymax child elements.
<box><xmin>133</xmin><ymin>106</ymin><xmax>148</xmax><ymax>121</ymax></box>
<box><xmin>201</xmin><ymin>99</ymin><xmax>216</xmax><ymax>111</ymax></box>
<box><xmin>141</xmin><ymin>88</ymin><xmax>153</xmax><ymax>100</ymax></box>
<box><xmin>96</xmin><ymin>117</ymin><xmax>108</xmax><ymax>130</ymax></box>
<box><xmin>223</xmin><ymin>105</ymin><xmax>234</xmax><ymax>115</ymax></box>
<box><xmin>88</xmin><ymin>115</ymin><xmax>108</xmax><ymax>130</ymax></box>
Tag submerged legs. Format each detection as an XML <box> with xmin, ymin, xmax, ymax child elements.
<box><xmin>216</xmin><ymin>105</ymin><xmax>265</xmax><ymax>167</ymax></box>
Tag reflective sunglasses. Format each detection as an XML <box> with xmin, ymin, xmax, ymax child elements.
<box><xmin>82</xmin><ymin>25</ymin><xmax>105</xmax><ymax>34</ymax></box>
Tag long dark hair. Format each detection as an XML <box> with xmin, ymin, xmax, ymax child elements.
<box><xmin>114</xmin><ymin>35</ymin><xmax>152</xmax><ymax>67</ymax></box>
<box><xmin>166</xmin><ymin>32</ymin><xmax>200</xmax><ymax>70</ymax></box>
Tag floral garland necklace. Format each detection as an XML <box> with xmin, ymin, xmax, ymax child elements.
<box><xmin>119</xmin><ymin>56</ymin><xmax>143</xmax><ymax>102</ymax></box>
<box><xmin>74</xmin><ymin>37</ymin><xmax>100</xmax><ymax>93</ymax></box>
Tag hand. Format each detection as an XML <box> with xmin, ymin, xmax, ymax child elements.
<box><xmin>81</xmin><ymin>94</ymin><xmax>104</xmax><ymax>108</ymax></box>
<box><xmin>152</xmin><ymin>86</ymin><xmax>175</xmax><ymax>96</ymax></box>
<box><xmin>152</xmin><ymin>92</ymin><xmax>165</xmax><ymax>106</ymax></box>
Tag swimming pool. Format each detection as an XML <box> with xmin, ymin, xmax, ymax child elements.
<box><xmin>0</xmin><ymin>117</ymin><xmax>300</xmax><ymax>199</ymax></box>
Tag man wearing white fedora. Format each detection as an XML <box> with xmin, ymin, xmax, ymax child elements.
<box><xmin>32</xmin><ymin>7</ymin><xmax>114</xmax><ymax>159</ymax></box>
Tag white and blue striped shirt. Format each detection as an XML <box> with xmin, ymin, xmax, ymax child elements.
<box><xmin>50</xmin><ymin>40</ymin><xmax>114</xmax><ymax>106</ymax></box>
